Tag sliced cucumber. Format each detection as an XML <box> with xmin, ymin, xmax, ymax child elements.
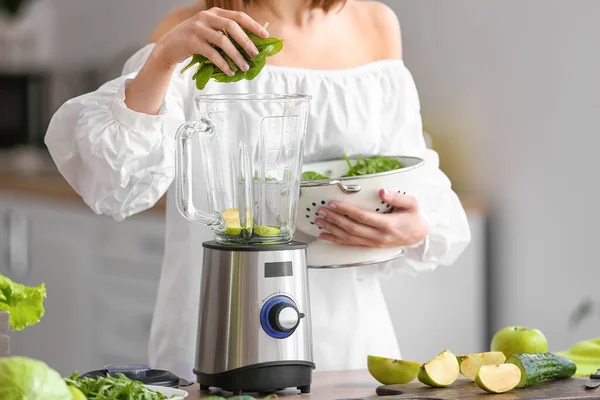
<box><xmin>506</xmin><ymin>353</ymin><xmax>577</xmax><ymax>388</ymax></box>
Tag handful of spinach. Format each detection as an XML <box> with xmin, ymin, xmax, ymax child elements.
<box><xmin>181</xmin><ymin>23</ymin><xmax>283</xmax><ymax>90</ymax></box>
<box><xmin>301</xmin><ymin>153</ymin><xmax>405</xmax><ymax>181</ymax></box>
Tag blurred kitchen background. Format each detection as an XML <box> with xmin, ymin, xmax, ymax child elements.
<box><xmin>1</xmin><ymin>0</ymin><xmax>599</xmax><ymax>376</ymax></box>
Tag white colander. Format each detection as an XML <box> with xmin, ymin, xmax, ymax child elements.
<box><xmin>297</xmin><ymin>155</ymin><xmax>425</xmax><ymax>268</ymax></box>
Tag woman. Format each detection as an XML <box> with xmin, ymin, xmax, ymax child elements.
<box><xmin>45</xmin><ymin>0</ymin><xmax>471</xmax><ymax>382</ymax></box>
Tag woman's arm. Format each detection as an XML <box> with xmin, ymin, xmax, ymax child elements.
<box><xmin>315</xmin><ymin>2</ymin><xmax>472</xmax><ymax>272</ymax></box>
<box><xmin>45</xmin><ymin>5</ymin><xmax>267</xmax><ymax>221</ymax></box>
<box><xmin>44</xmin><ymin>44</ymin><xmax>187</xmax><ymax>221</ymax></box>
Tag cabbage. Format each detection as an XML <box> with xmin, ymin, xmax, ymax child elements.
<box><xmin>0</xmin><ymin>356</ymin><xmax>72</xmax><ymax>400</ymax></box>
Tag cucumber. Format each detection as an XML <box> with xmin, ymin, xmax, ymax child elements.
<box><xmin>505</xmin><ymin>353</ymin><xmax>577</xmax><ymax>388</ymax></box>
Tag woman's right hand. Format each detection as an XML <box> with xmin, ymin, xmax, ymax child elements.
<box><xmin>154</xmin><ymin>7</ymin><xmax>269</xmax><ymax>76</ymax></box>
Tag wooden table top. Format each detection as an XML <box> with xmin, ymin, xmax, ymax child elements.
<box><xmin>183</xmin><ymin>369</ymin><xmax>379</xmax><ymax>400</ymax></box>
<box><xmin>181</xmin><ymin>370</ymin><xmax>594</xmax><ymax>400</ymax></box>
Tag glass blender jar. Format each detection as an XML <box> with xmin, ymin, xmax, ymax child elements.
<box><xmin>175</xmin><ymin>93</ymin><xmax>311</xmax><ymax>244</ymax></box>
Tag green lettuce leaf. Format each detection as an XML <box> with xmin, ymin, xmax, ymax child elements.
<box><xmin>0</xmin><ymin>273</ymin><xmax>46</xmax><ymax>331</ymax></box>
<box><xmin>0</xmin><ymin>356</ymin><xmax>72</xmax><ymax>400</ymax></box>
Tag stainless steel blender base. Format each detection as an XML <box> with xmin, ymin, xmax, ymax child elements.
<box><xmin>194</xmin><ymin>241</ymin><xmax>314</xmax><ymax>395</ymax></box>
<box><xmin>195</xmin><ymin>360</ymin><xmax>315</xmax><ymax>395</ymax></box>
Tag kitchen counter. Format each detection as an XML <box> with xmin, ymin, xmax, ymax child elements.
<box><xmin>0</xmin><ymin>167</ymin><xmax>167</xmax><ymax>216</ymax></box>
<box><xmin>184</xmin><ymin>370</ymin><xmax>379</xmax><ymax>399</ymax></box>
<box><xmin>182</xmin><ymin>371</ymin><xmax>594</xmax><ymax>400</ymax></box>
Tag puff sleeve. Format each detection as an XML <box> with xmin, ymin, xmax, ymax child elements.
<box><xmin>45</xmin><ymin>44</ymin><xmax>190</xmax><ymax>221</ymax></box>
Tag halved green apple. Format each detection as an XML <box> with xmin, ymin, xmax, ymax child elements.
<box><xmin>456</xmin><ymin>351</ymin><xmax>507</xmax><ymax>381</ymax></box>
<box><xmin>367</xmin><ymin>355</ymin><xmax>421</xmax><ymax>385</ymax></box>
<box><xmin>417</xmin><ymin>349</ymin><xmax>459</xmax><ymax>387</ymax></box>
<box><xmin>475</xmin><ymin>363</ymin><xmax>521</xmax><ymax>394</ymax></box>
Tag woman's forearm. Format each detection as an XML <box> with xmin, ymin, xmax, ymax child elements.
<box><xmin>124</xmin><ymin>45</ymin><xmax>177</xmax><ymax>115</ymax></box>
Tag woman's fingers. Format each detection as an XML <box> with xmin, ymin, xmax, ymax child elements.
<box><xmin>315</xmin><ymin>208</ymin><xmax>381</xmax><ymax>240</ymax></box>
<box><xmin>325</xmin><ymin>201</ymin><xmax>389</xmax><ymax>230</ymax></box>
<box><xmin>315</xmin><ymin>218</ymin><xmax>380</xmax><ymax>247</ymax></box>
<box><xmin>191</xmin><ymin>8</ymin><xmax>269</xmax><ymax>74</ymax></box>
<box><xmin>380</xmin><ymin>189</ymin><xmax>419</xmax><ymax>211</ymax></box>
<box><xmin>202</xmin><ymin>23</ymin><xmax>250</xmax><ymax>71</ymax></box>
<box><xmin>213</xmin><ymin>8</ymin><xmax>269</xmax><ymax>38</ymax></box>
<box><xmin>193</xmin><ymin>39</ymin><xmax>235</xmax><ymax>76</ymax></box>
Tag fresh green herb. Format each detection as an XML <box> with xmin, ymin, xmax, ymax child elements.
<box><xmin>64</xmin><ymin>372</ymin><xmax>169</xmax><ymax>400</ymax></box>
<box><xmin>0</xmin><ymin>273</ymin><xmax>46</xmax><ymax>331</ymax></box>
<box><xmin>301</xmin><ymin>171</ymin><xmax>330</xmax><ymax>181</ymax></box>
<box><xmin>182</xmin><ymin>23</ymin><xmax>283</xmax><ymax>90</ymax></box>
<box><xmin>300</xmin><ymin>153</ymin><xmax>405</xmax><ymax>181</ymax></box>
<box><xmin>342</xmin><ymin>154</ymin><xmax>404</xmax><ymax>177</ymax></box>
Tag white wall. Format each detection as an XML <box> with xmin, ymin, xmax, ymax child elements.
<box><xmin>50</xmin><ymin>0</ymin><xmax>190</xmax><ymax>69</ymax></box>
<box><xmin>384</xmin><ymin>0</ymin><xmax>600</xmax><ymax>350</ymax></box>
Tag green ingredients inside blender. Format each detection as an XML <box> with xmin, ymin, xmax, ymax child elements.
<box><xmin>182</xmin><ymin>22</ymin><xmax>284</xmax><ymax>90</ymax></box>
<box><xmin>221</xmin><ymin>208</ymin><xmax>281</xmax><ymax>237</ymax></box>
<box><xmin>301</xmin><ymin>153</ymin><xmax>406</xmax><ymax>181</ymax></box>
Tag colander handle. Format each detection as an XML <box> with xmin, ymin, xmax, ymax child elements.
<box><xmin>300</xmin><ymin>179</ymin><xmax>361</xmax><ymax>194</ymax></box>
<box><xmin>175</xmin><ymin>120</ymin><xmax>225</xmax><ymax>230</ymax></box>
<box><xmin>334</xmin><ymin>181</ymin><xmax>361</xmax><ymax>194</ymax></box>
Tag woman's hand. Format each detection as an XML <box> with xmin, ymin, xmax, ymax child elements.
<box><xmin>314</xmin><ymin>189</ymin><xmax>429</xmax><ymax>248</ymax></box>
<box><xmin>154</xmin><ymin>7</ymin><xmax>269</xmax><ymax>76</ymax></box>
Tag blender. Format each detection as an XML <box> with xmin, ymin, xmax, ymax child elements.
<box><xmin>174</xmin><ymin>93</ymin><xmax>313</xmax><ymax>395</ymax></box>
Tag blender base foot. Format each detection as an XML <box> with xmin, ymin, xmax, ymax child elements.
<box><xmin>298</xmin><ymin>385</ymin><xmax>311</xmax><ymax>394</ymax></box>
<box><xmin>194</xmin><ymin>361</ymin><xmax>315</xmax><ymax>395</ymax></box>
<box><xmin>199</xmin><ymin>384</ymin><xmax>210</xmax><ymax>392</ymax></box>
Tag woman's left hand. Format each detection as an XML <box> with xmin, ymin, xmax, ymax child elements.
<box><xmin>314</xmin><ymin>189</ymin><xmax>429</xmax><ymax>248</ymax></box>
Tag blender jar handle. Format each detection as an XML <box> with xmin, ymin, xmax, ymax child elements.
<box><xmin>175</xmin><ymin>120</ymin><xmax>225</xmax><ymax>230</ymax></box>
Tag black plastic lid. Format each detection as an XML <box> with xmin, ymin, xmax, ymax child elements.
<box><xmin>79</xmin><ymin>369</ymin><xmax>182</xmax><ymax>388</ymax></box>
<box><xmin>202</xmin><ymin>240</ymin><xmax>308</xmax><ymax>252</ymax></box>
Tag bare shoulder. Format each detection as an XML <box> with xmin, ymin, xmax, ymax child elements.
<box><xmin>148</xmin><ymin>1</ymin><xmax>206</xmax><ymax>43</ymax></box>
<box><xmin>348</xmin><ymin>0</ymin><xmax>402</xmax><ymax>59</ymax></box>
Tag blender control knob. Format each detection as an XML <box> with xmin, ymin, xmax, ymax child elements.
<box><xmin>260</xmin><ymin>295</ymin><xmax>305</xmax><ymax>338</ymax></box>
<box><xmin>269</xmin><ymin>303</ymin><xmax>300</xmax><ymax>333</ymax></box>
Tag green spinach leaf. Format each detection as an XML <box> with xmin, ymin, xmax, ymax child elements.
<box><xmin>301</xmin><ymin>154</ymin><xmax>405</xmax><ymax>181</ymax></box>
<box><xmin>342</xmin><ymin>155</ymin><xmax>404</xmax><ymax>177</ymax></box>
<box><xmin>181</xmin><ymin>23</ymin><xmax>284</xmax><ymax>90</ymax></box>
<box><xmin>301</xmin><ymin>171</ymin><xmax>330</xmax><ymax>181</ymax></box>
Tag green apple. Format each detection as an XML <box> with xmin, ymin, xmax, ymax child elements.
<box><xmin>456</xmin><ymin>351</ymin><xmax>506</xmax><ymax>380</ymax></box>
<box><xmin>367</xmin><ymin>355</ymin><xmax>421</xmax><ymax>385</ymax></box>
<box><xmin>417</xmin><ymin>349</ymin><xmax>460</xmax><ymax>387</ymax></box>
<box><xmin>474</xmin><ymin>363</ymin><xmax>521</xmax><ymax>394</ymax></box>
<box><xmin>490</xmin><ymin>326</ymin><xmax>548</xmax><ymax>358</ymax></box>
